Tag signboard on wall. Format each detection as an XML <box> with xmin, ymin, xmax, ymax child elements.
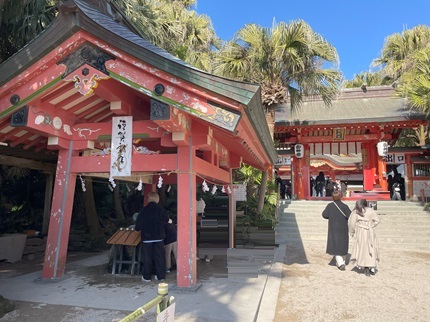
<box><xmin>232</xmin><ymin>184</ymin><xmax>247</xmax><ymax>201</ymax></box>
<box><xmin>333</xmin><ymin>127</ymin><xmax>346</xmax><ymax>141</ymax></box>
<box><xmin>276</xmin><ymin>156</ymin><xmax>291</xmax><ymax>166</ymax></box>
<box><xmin>386</xmin><ymin>153</ymin><xmax>405</xmax><ymax>164</ymax></box>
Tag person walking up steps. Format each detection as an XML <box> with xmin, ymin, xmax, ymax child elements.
<box><xmin>322</xmin><ymin>190</ymin><xmax>351</xmax><ymax>271</ymax></box>
<box><xmin>348</xmin><ymin>199</ymin><xmax>380</xmax><ymax>276</ymax></box>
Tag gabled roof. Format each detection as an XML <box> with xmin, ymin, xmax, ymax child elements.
<box><xmin>0</xmin><ymin>0</ymin><xmax>278</xmax><ymax>166</ymax></box>
<box><xmin>275</xmin><ymin>86</ymin><xmax>427</xmax><ymax>126</ymax></box>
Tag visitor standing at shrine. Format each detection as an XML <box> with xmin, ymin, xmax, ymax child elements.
<box><xmin>135</xmin><ymin>192</ymin><xmax>169</xmax><ymax>282</ymax></box>
<box><xmin>315</xmin><ymin>171</ymin><xmax>326</xmax><ymax>197</ymax></box>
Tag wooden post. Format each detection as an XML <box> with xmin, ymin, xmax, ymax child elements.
<box><xmin>362</xmin><ymin>143</ymin><xmax>373</xmax><ymax>191</ymax></box>
<box><xmin>228</xmin><ymin>169</ymin><xmax>235</xmax><ymax>249</ymax></box>
<box><xmin>42</xmin><ymin>173</ymin><xmax>54</xmax><ymax>236</ymax></box>
<box><xmin>405</xmin><ymin>154</ymin><xmax>413</xmax><ymax>199</ymax></box>
<box><xmin>176</xmin><ymin>142</ymin><xmax>198</xmax><ymax>288</ymax></box>
<box><xmin>377</xmin><ymin>155</ymin><xmax>388</xmax><ymax>190</ymax></box>
<box><xmin>297</xmin><ymin>157</ymin><xmax>306</xmax><ymax>199</ymax></box>
<box><xmin>42</xmin><ymin>144</ymin><xmax>77</xmax><ymax>280</ymax></box>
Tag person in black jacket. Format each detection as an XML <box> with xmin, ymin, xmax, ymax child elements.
<box><xmin>135</xmin><ymin>192</ymin><xmax>169</xmax><ymax>282</ymax></box>
<box><xmin>322</xmin><ymin>190</ymin><xmax>351</xmax><ymax>271</ymax></box>
<box><xmin>315</xmin><ymin>171</ymin><xmax>326</xmax><ymax>197</ymax></box>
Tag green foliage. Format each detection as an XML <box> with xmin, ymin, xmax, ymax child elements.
<box><xmin>235</xmin><ymin>164</ymin><xmax>278</xmax><ymax>227</ymax></box>
<box><xmin>373</xmin><ymin>25</ymin><xmax>430</xmax><ymax>82</ymax></box>
<box><xmin>343</xmin><ymin>71</ymin><xmax>393</xmax><ymax>88</ymax></box>
<box><xmin>214</xmin><ymin>20</ymin><xmax>342</xmax><ymax>110</ymax></box>
<box><xmin>0</xmin><ymin>0</ymin><xmax>59</xmax><ymax>63</ymax></box>
<box><xmin>395</xmin><ymin>47</ymin><xmax>430</xmax><ymax>114</ymax></box>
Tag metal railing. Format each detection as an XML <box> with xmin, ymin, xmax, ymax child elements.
<box><xmin>119</xmin><ymin>283</ymin><xmax>174</xmax><ymax>322</ymax></box>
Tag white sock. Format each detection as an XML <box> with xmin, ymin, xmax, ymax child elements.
<box><xmin>335</xmin><ymin>255</ymin><xmax>345</xmax><ymax>267</ymax></box>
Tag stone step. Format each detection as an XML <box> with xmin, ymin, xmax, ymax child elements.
<box><xmin>278</xmin><ymin>218</ymin><xmax>430</xmax><ymax>224</ymax></box>
<box><xmin>277</xmin><ymin>234</ymin><xmax>430</xmax><ymax>244</ymax></box>
<box><xmin>275</xmin><ymin>228</ymin><xmax>430</xmax><ymax>235</ymax></box>
<box><xmin>284</xmin><ymin>207</ymin><xmax>428</xmax><ymax>212</ymax></box>
<box><xmin>275</xmin><ymin>200</ymin><xmax>430</xmax><ymax>252</ymax></box>
<box><xmin>279</xmin><ymin>239</ymin><xmax>430</xmax><ymax>252</ymax></box>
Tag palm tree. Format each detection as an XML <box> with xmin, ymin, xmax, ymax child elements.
<box><xmin>154</xmin><ymin>1</ymin><xmax>220</xmax><ymax>70</ymax></box>
<box><xmin>372</xmin><ymin>25</ymin><xmax>430</xmax><ymax>84</ymax></box>
<box><xmin>113</xmin><ymin>0</ymin><xmax>219</xmax><ymax>71</ymax></box>
<box><xmin>0</xmin><ymin>0</ymin><xmax>59</xmax><ymax>63</ymax></box>
<box><xmin>214</xmin><ymin>19</ymin><xmax>342</xmax><ymax>136</ymax></box>
<box><xmin>396</xmin><ymin>47</ymin><xmax>430</xmax><ymax>114</ymax></box>
<box><xmin>343</xmin><ymin>71</ymin><xmax>393</xmax><ymax>88</ymax></box>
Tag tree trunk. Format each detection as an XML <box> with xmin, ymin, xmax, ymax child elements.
<box><xmin>265</xmin><ymin>108</ymin><xmax>275</xmax><ymax>141</ymax></box>
<box><xmin>257</xmin><ymin>171</ymin><xmax>268</xmax><ymax>213</ymax></box>
<box><xmin>83</xmin><ymin>177</ymin><xmax>101</xmax><ymax>235</ymax></box>
<box><xmin>113</xmin><ymin>185</ymin><xmax>125</xmax><ymax>220</ymax></box>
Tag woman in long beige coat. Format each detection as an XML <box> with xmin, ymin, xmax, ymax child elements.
<box><xmin>348</xmin><ymin>199</ymin><xmax>380</xmax><ymax>276</ymax></box>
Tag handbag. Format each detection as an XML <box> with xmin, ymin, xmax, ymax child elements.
<box><xmin>332</xmin><ymin>202</ymin><xmax>348</xmax><ymax>218</ymax></box>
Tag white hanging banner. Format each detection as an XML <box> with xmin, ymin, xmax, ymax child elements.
<box><xmin>110</xmin><ymin>116</ymin><xmax>133</xmax><ymax>177</ymax></box>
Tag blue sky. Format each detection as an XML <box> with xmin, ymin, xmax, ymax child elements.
<box><xmin>194</xmin><ymin>0</ymin><xmax>430</xmax><ymax>80</ymax></box>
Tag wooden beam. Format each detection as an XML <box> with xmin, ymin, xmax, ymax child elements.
<box><xmin>70</xmin><ymin>154</ymin><xmax>178</xmax><ymax>173</ymax></box>
<box><xmin>194</xmin><ymin>157</ymin><xmax>230</xmax><ymax>183</ymax></box>
<box><xmin>288</xmin><ymin>133</ymin><xmax>390</xmax><ymax>144</ymax></box>
<box><xmin>0</xmin><ymin>154</ymin><xmax>56</xmax><ymax>172</ymax></box>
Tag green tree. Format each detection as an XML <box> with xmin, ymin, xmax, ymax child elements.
<box><xmin>0</xmin><ymin>0</ymin><xmax>59</xmax><ymax>63</ymax></box>
<box><xmin>343</xmin><ymin>71</ymin><xmax>393</xmax><ymax>88</ymax></box>
<box><xmin>372</xmin><ymin>25</ymin><xmax>430</xmax><ymax>84</ymax></box>
<box><xmin>396</xmin><ymin>47</ymin><xmax>430</xmax><ymax>114</ymax></box>
<box><xmin>214</xmin><ymin>20</ymin><xmax>342</xmax><ymax>135</ymax></box>
<box><xmin>373</xmin><ymin>25</ymin><xmax>430</xmax><ymax>145</ymax></box>
<box><xmin>113</xmin><ymin>0</ymin><xmax>219</xmax><ymax>71</ymax></box>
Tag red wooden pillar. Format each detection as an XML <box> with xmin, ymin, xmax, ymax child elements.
<box><xmin>303</xmin><ymin>145</ymin><xmax>310</xmax><ymax>199</ymax></box>
<box><xmin>369</xmin><ymin>141</ymin><xmax>378</xmax><ymax>187</ymax></box>
<box><xmin>297</xmin><ymin>157</ymin><xmax>306</xmax><ymax>200</ymax></box>
<box><xmin>362</xmin><ymin>142</ymin><xmax>374</xmax><ymax>191</ymax></box>
<box><xmin>176</xmin><ymin>143</ymin><xmax>198</xmax><ymax>288</ymax></box>
<box><xmin>377</xmin><ymin>155</ymin><xmax>388</xmax><ymax>190</ymax></box>
<box><xmin>292</xmin><ymin>157</ymin><xmax>299</xmax><ymax>199</ymax></box>
<box><xmin>42</xmin><ymin>146</ymin><xmax>77</xmax><ymax>280</ymax></box>
<box><xmin>405</xmin><ymin>154</ymin><xmax>413</xmax><ymax>199</ymax></box>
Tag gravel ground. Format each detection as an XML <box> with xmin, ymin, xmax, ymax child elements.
<box><xmin>274</xmin><ymin>241</ymin><xmax>430</xmax><ymax>322</ymax></box>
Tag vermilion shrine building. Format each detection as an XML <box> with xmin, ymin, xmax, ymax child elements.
<box><xmin>274</xmin><ymin>86</ymin><xmax>430</xmax><ymax>201</ymax></box>
<box><xmin>0</xmin><ymin>0</ymin><xmax>277</xmax><ymax>288</ymax></box>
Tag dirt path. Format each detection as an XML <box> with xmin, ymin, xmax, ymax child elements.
<box><xmin>274</xmin><ymin>242</ymin><xmax>430</xmax><ymax>321</ymax></box>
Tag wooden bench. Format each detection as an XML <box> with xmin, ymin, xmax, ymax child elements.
<box><xmin>107</xmin><ymin>229</ymin><xmax>141</xmax><ymax>275</ymax></box>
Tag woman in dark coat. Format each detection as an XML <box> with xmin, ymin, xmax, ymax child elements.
<box><xmin>315</xmin><ymin>171</ymin><xmax>325</xmax><ymax>197</ymax></box>
<box><xmin>322</xmin><ymin>190</ymin><xmax>351</xmax><ymax>271</ymax></box>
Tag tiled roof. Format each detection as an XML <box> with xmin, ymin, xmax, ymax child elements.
<box><xmin>275</xmin><ymin>86</ymin><xmax>426</xmax><ymax>126</ymax></box>
<box><xmin>0</xmin><ymin>0</ymin><xmax>278</xmax><ymax>164</ymax></box>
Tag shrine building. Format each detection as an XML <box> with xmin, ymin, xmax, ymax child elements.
<box><xmin>0</xmin><ymin>0</ymin><xmax>277</xmax><ymax>288</ymax></box>
<box><xmin>274</xmin><ymin>85</ymin><xmax>430</xmax><ymax>201</ymax></box>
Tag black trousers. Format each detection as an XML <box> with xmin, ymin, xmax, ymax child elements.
<box><xmin>142</xmin><ymin>241</ymin><xmax>166</xmax><ymax>280</ymax></box>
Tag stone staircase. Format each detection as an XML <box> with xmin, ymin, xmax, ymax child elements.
<box><xmin>276</xmin><ymin>200</ymin><xmax>430</xmax><ymax>252</ymax></box>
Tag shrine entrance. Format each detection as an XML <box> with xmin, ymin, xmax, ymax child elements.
<box><xmin>275</xmin><ymin>86</ymin><xmax>428</xmax><ymax>201</ymax></box>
